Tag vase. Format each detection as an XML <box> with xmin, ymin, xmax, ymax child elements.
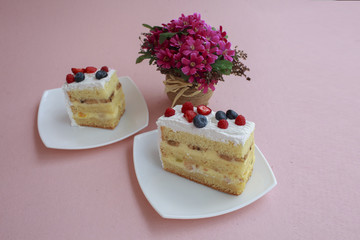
<box><xmin>164</xmin><ymin>74</ymin><xmax>213</xmax><ymax>107</ymax></box>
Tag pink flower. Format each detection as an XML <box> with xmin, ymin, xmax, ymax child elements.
<box><xmin>189</xmin><ymin>13</ymin><xmax>203</xmax><ymax>23</ymax></box>
<box><xmin>181</xmin><ymin>53</ymin><xmax>204</xmax><ymax>75</ymax></box>
<box><xmin>173</xmin><ymin>53</ymin><xmax>182</xmax><ymax>68</ymax></box>
<box><xmin>167</xmin><ymin>19</ymin><xmax>183</xmax><ymax>32</ymax></box>
<box><xmin>170</xmin><ymin>34</ymin><xmax>185</xmax><ymax>48</ymax></box>
<box><xmin>219</xmin><ymin>25</ymin><xmax>227</xmax><ymax>42</ymax></box>
<box><xmin>217</xmin><ymin>41</ymin><xmax>235</xmax><ymax>61</ymax></box>
<box><xmin>201</xmin><ymin>56</ymin><xmax>213</xmax><ymax>72</ymax></box>
<box><xmin>177</xmin><ymin>13</ymin><xmax>203</xmax><ymax>28</ymax></box>
<box><xmin>148</xmin><ymin>29</ymin><xmax>163</xmax><ymax>45</ymax></box>
<box><xmin>198</xmin><ymin>79</ymin><xmax>217</xmax><ymax>93</ymax></box>
<box><xmin>181</xmin><ymin>37</ymin><xmax>205</xmax><ymax>56</ymax></box>
<box><xmin>209</xmin><ymin>79</ymin><xmax>217</xmax><ymax>91</ymax></box>
<box><xmin>158</xmin><ymin>39</ymin><xmax>170</xmax><ymax>50</ymax></box>
<box><xmin>156</xmin><ymin>49</ymin><xmax>174</xmax><ymax>69</ymax></box>
<box><xmin>187</xmin><ymin>21</ymin><xmax>203</xmax><ymax>35</ymax></box>
<box><xmin>203</xmin><ymin>41</ymin><xmax>218</xmax><ymax>63</ymax></box>
<box><xmin>201</xmin><ymin>25</ymin><xmax>220</xmax><ymax>44</ymax></box>
<box><xmin>138</xmin><ymin>13</ymin><xmax>249</xmax><ymax>95</ymax></box>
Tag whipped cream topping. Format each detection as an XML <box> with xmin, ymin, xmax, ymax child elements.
<box><xmin>62</xmin><ymin>69</ymin><xmax>116</xmax><ymax>91</ymax></box>
<box><xmin>156</xmin><ymin>105</ymin><xmax>255</xmax><ymax>146</ymax></box>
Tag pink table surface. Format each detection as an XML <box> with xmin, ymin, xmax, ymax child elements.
<box><xmin>1</xmin><ymin>0</ymin><xmax>359</xmax><ymax>239</ymax></box>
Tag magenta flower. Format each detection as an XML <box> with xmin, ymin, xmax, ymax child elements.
<box><xmin>156</xmin><ymin>49</ymin><xmax>174</xmax><ymax>69</ymax></box>
<box><xmin>167</xmin><ymin>19</ymin><xmax>183</xmax><ymax>32</ymax></box>
<box><xmin>173</xmin><ymin>53</ymin><xmax>182</xmax><ymax>68</ymax></box>
<box><xmin>219</xmin><ymin>25</ymin><xmax>227</xmax><ymax>42</ymax></box>
<box><xmin>137</xmin><ymin>13</ymin><xmax>250</xmax><ymax>94</ymax></box>
<box><xmin>170</xmin><ymin>34</ymin><xmax>185</xmax><ymax>48</ymax></box>
<box><xmin>188</xmin><ymin>72</ymin><xmax>203</xmax><ymax>84</ymax></box>
<box><xmin>187</xmin><ymin>21</ymin><xmax>203</xmax><ymax>35</ymax></box>
<box><xmin>188</xmin><ymin>75</ymin><xmax>196</xmax><ymax>83</ymax></box>
<box><xmin>181</xmin><ymin>53</ymin><xmax>204</xmax><ymax>75</ymax></box>
<box><xmin>180</xmin><ymin>37</ymin><xmax>205</xmax><ymax>56</ymax></box>
<box><xmin>203</xmin><ymin>42</ymin><xmax>218</xmax><ymax>63</ymax></box>
<box><xmin>188</xmin><ymin>13</ymin><xmax>202</xmax><ymax>23</ymax></box>
<box><xmin>201</xmin><ymin>56</ymin><xmax>213</xmax><ymax>72</ymax></box>
<box><xmin>201</xmin><ymin>25</ymin><xmax>220</xmax><ymax>44</ymax></box>
<box><xmin>178</xmin><ymin>13</ymin><xmax>203</xmax><ymax>28</ymax></box>
<box><xmin>198</xmin><ymin>79</ymin><xmax>216</xmax><ymax>93</ymax></box>
<box><xmin>147</xmin><ymin>29</ymin><xmax>163</xmax><ymax>45</ymax></box>
<box><xmin>217</xmin><ymin>40</ymin><xmax>235</xmax><ymax>61</ymax></box>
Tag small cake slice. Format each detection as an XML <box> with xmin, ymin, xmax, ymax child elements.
<box><xmin>156</xmin><ymin>103</ymin><xmax>255</xmax><ymax>195</ymax></box>
<box><xmin>62</xmin><ymin>66</ymin><xmax>125</xmax><ymax>129</ymax></box>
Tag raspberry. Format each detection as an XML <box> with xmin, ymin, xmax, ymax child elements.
<box><xmin>164</xmin><ymin>107</ymin><xmax>175</xmax><ymax>117</ymax></box>
<box><xmin>184</xmin><ymin>110</ymin><xmax>197</xmax><ymax>123</ymax></box>
<box><xmin>218</xmin><ymin>119</ymin><xmax>229</xmax><ymax>129</ymax></box>
<box><xmin>101</xmin><ymin>66</ymin><xmax>109</xmax><ymax>72</ymax></box>
<box><xmin>66</xmin><ymin>74</ymin><xmax>74</xmax><ymax>83</ymax></box>
<box><xmin>181</xmin><ymin>102</ymin><xmax>194</xmax><ymax>113</ymax></box>
<box><xmin>235</xmin><ymin>115</ymin><xmax>246</xmax><ymax>126</ymax></box>
<box><xmin>71</xmin><ymin>68</ymin><xmax>85</xmax><ymax>74</ymax></box>
<box><xmin>197</xmin><ymin>105</ymin><xmax>212</xmax><ymax>115</ymax></box>
<box><xmin>84</xmin><ymin>66</ymin><xmax>97</xmax><ymax>73</ymax></box>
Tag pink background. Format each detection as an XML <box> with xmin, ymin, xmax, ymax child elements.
<box><xmin>1</xmin><ymin>0</ymin><xmax>359</xmax><ymax>239</ymax></box>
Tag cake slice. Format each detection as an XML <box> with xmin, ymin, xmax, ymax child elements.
<box><xmin>156</xmin><ymin>103</ymin><xmax>255</xmax><ymax>195</ymax></box>
<box><xmin>62</xmin><ymin>66</ymin><xmax>125</xmax><ymax>129</ymax></box>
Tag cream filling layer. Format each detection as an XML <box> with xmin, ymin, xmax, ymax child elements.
<box><xmin>160</xmin><ymin>141</ymin><xmax>255</xmax><ymax>184</ymax></box>
<box><xmin>161</xmin><ymin>153</ymin><xmax>254</xmax><ymax>185</ymax></box>
<box><xmin>73</xmin><ymin>108</ymin><xmax>120</xmax><ymax>120</ymax></box>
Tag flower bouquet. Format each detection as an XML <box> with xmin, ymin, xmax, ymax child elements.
<box><xmin>136</xmin><ymin>13</ymin><xmax>250</xmax><ymax>106</ymax></box>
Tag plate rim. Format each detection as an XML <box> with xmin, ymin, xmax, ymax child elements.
<box><xmin>37</xmin><ymin>76</ymin><xmax>149</xmax><ymax>150</ymax></box>
<box><xmin>133</xmin><ymin>129</ymin><xmax>277</xmax><ymax>219</ymax></box>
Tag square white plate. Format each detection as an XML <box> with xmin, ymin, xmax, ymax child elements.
<box><xmin>38</xmin><ymin>76</ymin><xmax>148</xmax><ymax>150</ymax></box>
<box><xmin>133</xmin><ymin>130</ymin><xmax>277</xmax><ymax>219</ymax></box>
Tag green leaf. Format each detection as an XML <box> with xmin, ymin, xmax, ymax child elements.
<box><xmin>149</xmin><ymin>58</ymin><xmax>155</xmax><ymax>65</ymax></box>
<box><xmin>211</xmin><ymin>59</ymin><xmax>233</xmax><ymax>75</ymax></box>
<box><xmin>179</xmin><ymin>31</ymin><xmax>189</xmax><ymax>36</ymax></box>
<box><xmin>159</xmin><ymin>32</ymin><xmax>177</xmax><ymax>44</ymax></box>
<box><xmin>182</xmin><ymin>73</ymin><xmax>190</xmax><ymax>81</ymax></box>
<box><xmin>136</xmin><ymin>53</ymin><xmax>151</xmax><ymax>64</ymax></box>
<box><xmin>142</xmin><ymin>24</ymin><xmax>153</xmax><ymax>29</ymax></box>
<box><xmin>173</xmin><ymin>69</ymin><xmax>190</xmax><ymax>81</ymax></box>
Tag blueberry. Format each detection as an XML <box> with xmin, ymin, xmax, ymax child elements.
<box><xmin>95</xmin><ymin>70</ymin><xmax>108</xmax><ymax>80</ymax></box>
<box><xmin>226</xmin><ymin>109</ymin><xmax>238</xmax><ymax>119</ymax></box>
<box><xmin>74</xmin><ymin>72</ymin><xmax>85</xmax><ymax>82</ymax></box>
<box><xmin>215</xmin><ymin>111</ymin><xmax>227</xmax><ymax>120</ymax></box>
<box><xmin>193</xmin><ymin>114</ymin><xmax>207</xmax><ymax>128</ymax></box>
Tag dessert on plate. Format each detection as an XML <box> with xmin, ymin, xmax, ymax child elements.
<box><xmin>62</xmin><ymin>66</ymin><xmax>125</xmax><ymax>129</ymax></box>
<box><xmin>156</xmin><ymin>102</ymin><xmax>255</xmax><ymax>195</ymax></box>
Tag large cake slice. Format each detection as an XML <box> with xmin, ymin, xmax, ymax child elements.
<box><xmin>156</xmin><ymin>102</ymin><xmax>255</xmax><ymax>195</ymax></box>
<box><xmin>62</xmin><ymin>66</ymin><xmax>125</xmax><ymax>129</ymax></box>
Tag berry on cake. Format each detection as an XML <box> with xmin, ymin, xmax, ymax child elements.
<box><xmin>156</xmin><ymin>102</ymin><xmax>255</xmax><ymax>195</ymax></box>
<box><xmin>62</xmin><ymin>66</ymin><xmax>125</xmax><ymax>129</ymax></box>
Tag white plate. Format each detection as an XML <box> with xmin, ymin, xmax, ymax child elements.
<box><xmin>38</xmin><ymin>76</ymin><xmax>148</xmax><ymax>150</ymax></box>
<box><xmin>133</xmin><ymin>130</ymin><xmax>277</xmax><ymax>219</ymax></box>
